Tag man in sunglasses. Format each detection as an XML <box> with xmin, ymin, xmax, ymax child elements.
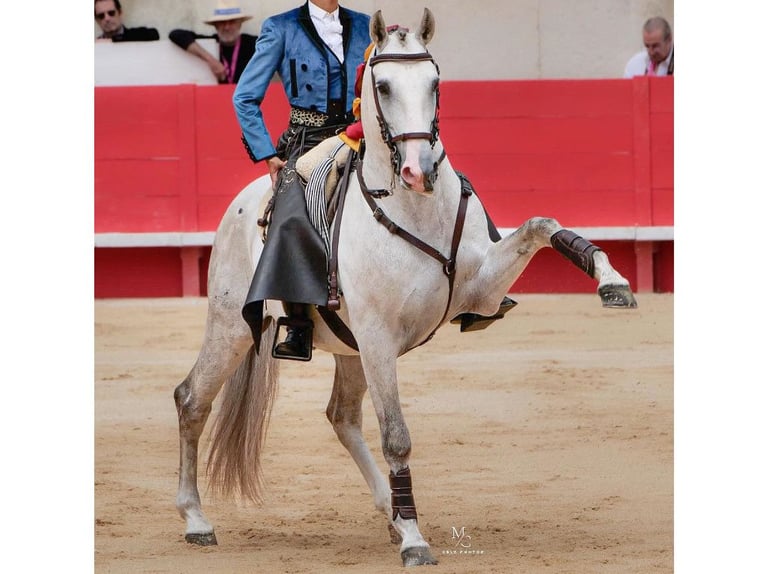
<box><xmin>95</xmin><ymin>0</ymin><xmax>159</xmax><ymax>42</ymax></box>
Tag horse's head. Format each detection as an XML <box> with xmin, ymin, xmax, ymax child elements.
<box><xmin>362</xmin><ymin>9</ymin><xmax>441</xmax><ymax>195</ymax></box>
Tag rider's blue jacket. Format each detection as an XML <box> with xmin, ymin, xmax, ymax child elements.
<box><xmin>233</xmin><ymin>2</ymin><xmax>371</xmax><ymax>161</ymax></box>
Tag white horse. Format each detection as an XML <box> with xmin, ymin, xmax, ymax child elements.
<box><xmin>174</xmin><ymin>8</ymin><xmax>637</xmax><ymax>567</ymax></box>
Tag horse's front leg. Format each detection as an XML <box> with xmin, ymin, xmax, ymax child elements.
<box><xmin>358</xmin><ymin>347</ymin><xmax>438</xmax><ymax>567</ymax></box>
<box><xmin>547</xmin><ymin>226</ymin><xmax>638</xmax><ymax>308</ymax></box>
<box><xmin>484</xmin><ymin>217</ymin><xmax>637</xmax><ymax>310</ymax></box>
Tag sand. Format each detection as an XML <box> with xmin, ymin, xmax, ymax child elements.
<box><xmin>95</xmin><ymin>293</ymin><xmax>673</xmax><ymax>573</ymax></box>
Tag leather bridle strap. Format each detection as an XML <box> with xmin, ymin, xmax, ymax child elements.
<box><xmin>359</xmin><ymin>167</ymin><xmax>472</xmax><ymax>346</ymax></box>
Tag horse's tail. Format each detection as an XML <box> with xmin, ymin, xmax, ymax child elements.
<box><xmin>206</xmin><ymin>320</ymin><xmax>280</xmax><ymax>503</ymax></box>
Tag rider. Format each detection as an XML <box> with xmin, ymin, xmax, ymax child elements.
<box><xmin>236</xmin><ymin>3</ymin><xmax>514</xmax><ymax>360</ymax></box>
<box><xmin>234</xmin><ymin>0</ymin><xmax>371</xmax><ymax>359</ymax></box>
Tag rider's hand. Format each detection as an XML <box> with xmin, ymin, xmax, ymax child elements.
<box><xmin>266</xmin><ymin>156</ymin><xmax>287</xmax><ymax>189</ymax></box>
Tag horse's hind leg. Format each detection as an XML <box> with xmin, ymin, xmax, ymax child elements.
<box><xmin>174</xmin><ymin>309</ymin><xmax>252</xmax><ymax>545</ymax></box>
<box><xmin>326</xmin><ymin>355</ymin><xmax>401</xmax><ymax>543</ymax></box>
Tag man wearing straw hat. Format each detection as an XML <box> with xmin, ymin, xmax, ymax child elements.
<box><xmin>169</xmin><ymin>0</ymin><xmax>258</xmax><ymax>84</ymax></box>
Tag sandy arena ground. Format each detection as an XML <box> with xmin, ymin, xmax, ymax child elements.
<box><xmin>95</xmin><ymin>293</ymin><xmax>673</xmax><ymax>573</ymax></box>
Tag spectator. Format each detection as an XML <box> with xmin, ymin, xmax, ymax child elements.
<box><xmin>235</xmin><ymin>0</ymin><xmax>371</xmax><ymax>360</ymax></box>
<box><xmin>624</xmin><ymin>16</ymin><xmax>674</xmax><ymax>77</ymax></box>
<box><xmin>95</xmin><ymin>0</ymin><xmax>159</xmax><ymax>42</ymax></box>
<box><xmin>169</xmin><ymin>1</ymin><xmax>257</xmax><ymax>84</ymax></box>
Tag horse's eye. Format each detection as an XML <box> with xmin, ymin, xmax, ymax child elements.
<box><xmin>431</xmin><ymin>79</ymin><xmax>439</xmax><ymax>93</ymax></box>
<box><xmin>376</xmin><ymin>81</ymin><xmax>390</xmax><ymax>96</ymax></box>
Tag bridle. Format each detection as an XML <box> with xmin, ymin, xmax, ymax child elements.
<box><xmin>350</xmin><ymin>47</ymin><xmax>470</xmax><ymax>349</ymax></box>
<box><xmin>366</xmin><ymin>49</ymin><xmax>441</xmax><ymax>179</ymax></box>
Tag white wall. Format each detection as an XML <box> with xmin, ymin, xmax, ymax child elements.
<box><xmin>96</xmin><ymin>0</ymin><xmax>673</xmax><ymax>80</ymax></box>
<box><xmin>95</xmin><ymin>39</ymin><xmax>219</xmax><ymax>86</ymax></box>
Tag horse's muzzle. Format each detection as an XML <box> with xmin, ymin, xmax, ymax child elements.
<box><xmin>400</xmin><ymin>140</ymin><xmax>437</xmax><ymax>193</ymax></box>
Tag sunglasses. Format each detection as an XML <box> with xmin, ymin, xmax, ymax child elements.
<box><xmin>96</xmin><ymin>10</ymin><xmax>117</xmax><ymax>20</ymax></box>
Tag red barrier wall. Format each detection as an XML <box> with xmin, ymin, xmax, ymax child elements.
<box><xmin>94</xmin><ymin>78</ymin><xmax>673</xmax><ymax>298</ymax></box>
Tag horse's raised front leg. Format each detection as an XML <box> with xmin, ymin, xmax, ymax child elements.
<box><xmin>485</xmin><ymin>217</ymin><xmax>637</xmax><ymax>311</ymax></box>
<box><xmin>549</xmin><ymin>227</ymin><xmax>638</xmax><ymax>308</ymax></box>
<box><xmin>173</xmin><ymin>309</ymin><xmax>252</xmax><ymax>545</ymax></box>
<box><xmin>326</xmin><ymin>354</ymin><xmax>401</xmax><ymax>544</ymax></box>
<box><xmin>358</xmin><ymin>349</ymin><xmax>438</xmax><ymax>567</ymax></box>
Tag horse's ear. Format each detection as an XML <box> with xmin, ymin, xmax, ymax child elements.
<box><xmin>370</xmin><ymin>10</ymin><xmax>388</xmax><ymax>51</ymax></box>
<box><xmin>416</xmin><ymin>7</ymin><xmax>435</xmax><ymax>46</ymax></box>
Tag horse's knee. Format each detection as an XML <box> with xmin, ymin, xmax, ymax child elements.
<box><xmin>511</xmin><ymin>217</ymin><xmax>562</xmax><ymax>251</ymax></box>
<box><xmin>382</xmin><ymin>424</ymin><xmax>412</xmax><ymax>464</ymax></box>
<box><xmin>528</xmin><ymin>216</ymin><xmax>561</xmax><ymax>236</ymax></box>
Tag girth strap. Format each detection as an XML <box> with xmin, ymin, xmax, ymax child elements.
<box><xmin>316</xmin><ymin>305</ymin><xmax>358</xmax><ymax>350</ymax></box>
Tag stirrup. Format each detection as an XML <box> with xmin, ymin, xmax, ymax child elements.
<box><xmin>450</xmin><ymin>296</ymin><xmax>518</xmax><ymax>333</ymax></box>
<box><xmin>272</xmin><ymin>316</ymin><xmax>313</xmax><ymax>361</ymax></box>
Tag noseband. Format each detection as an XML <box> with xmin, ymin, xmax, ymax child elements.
<box><xmin>367</xmin><ymin>51</ymin><xmax>441</xmax><ymax>177</ymax></box>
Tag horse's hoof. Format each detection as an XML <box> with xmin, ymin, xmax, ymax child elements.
<box><xmin>401</xmin><ymin>546</ymin><xmax>438</xmax><ymax>567</ymax></box>
<box><xmin>388</xmin><ymin>523</ymin><xmax>403</xmax><ymax>544</ymax></box>
<box><xmin>185</xmin><ymin>531</ymin><xmax>218</xmax><ymax>546</ymax></box>
<box><xmin>598</xmin><ymin>284</ymin><xmax>638</xmax><ymax>308</ymax></box>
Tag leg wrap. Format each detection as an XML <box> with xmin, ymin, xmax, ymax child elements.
<box><xmin>390</xmin><ymin>467</ymin><xmax>418</xmax><ymax>521</ymax></box>
<box><xmin>550</xmin><ymin>229</ymin><xmax>602</xmax><ymax>278</ymax></box>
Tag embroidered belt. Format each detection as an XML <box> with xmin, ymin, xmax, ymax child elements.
<box><xmin>289</xmin><ymin>107</ymin><xmax>331</xmax><ymax>127</ymax></box>
<box><xmin>289</xmin><ymin>105</ymin><xmax>354</xmax><ymax>128</ymax></box>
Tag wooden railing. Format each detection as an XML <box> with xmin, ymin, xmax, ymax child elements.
<box><xmin>94</xmin><ymin>77</ymin><xmax>673</xmax><ymax>297</ymax></box>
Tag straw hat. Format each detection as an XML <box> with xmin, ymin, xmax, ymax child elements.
<box><xmin>203</xmin><ymin>0</ymin><xmax>253</xmax><ymax>25</ymax></box>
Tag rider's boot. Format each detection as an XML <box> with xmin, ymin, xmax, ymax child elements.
<box><xmin>273</xmin><ymin>303</ymin><xmax>313</xmax><ymax>360</ymax></box>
